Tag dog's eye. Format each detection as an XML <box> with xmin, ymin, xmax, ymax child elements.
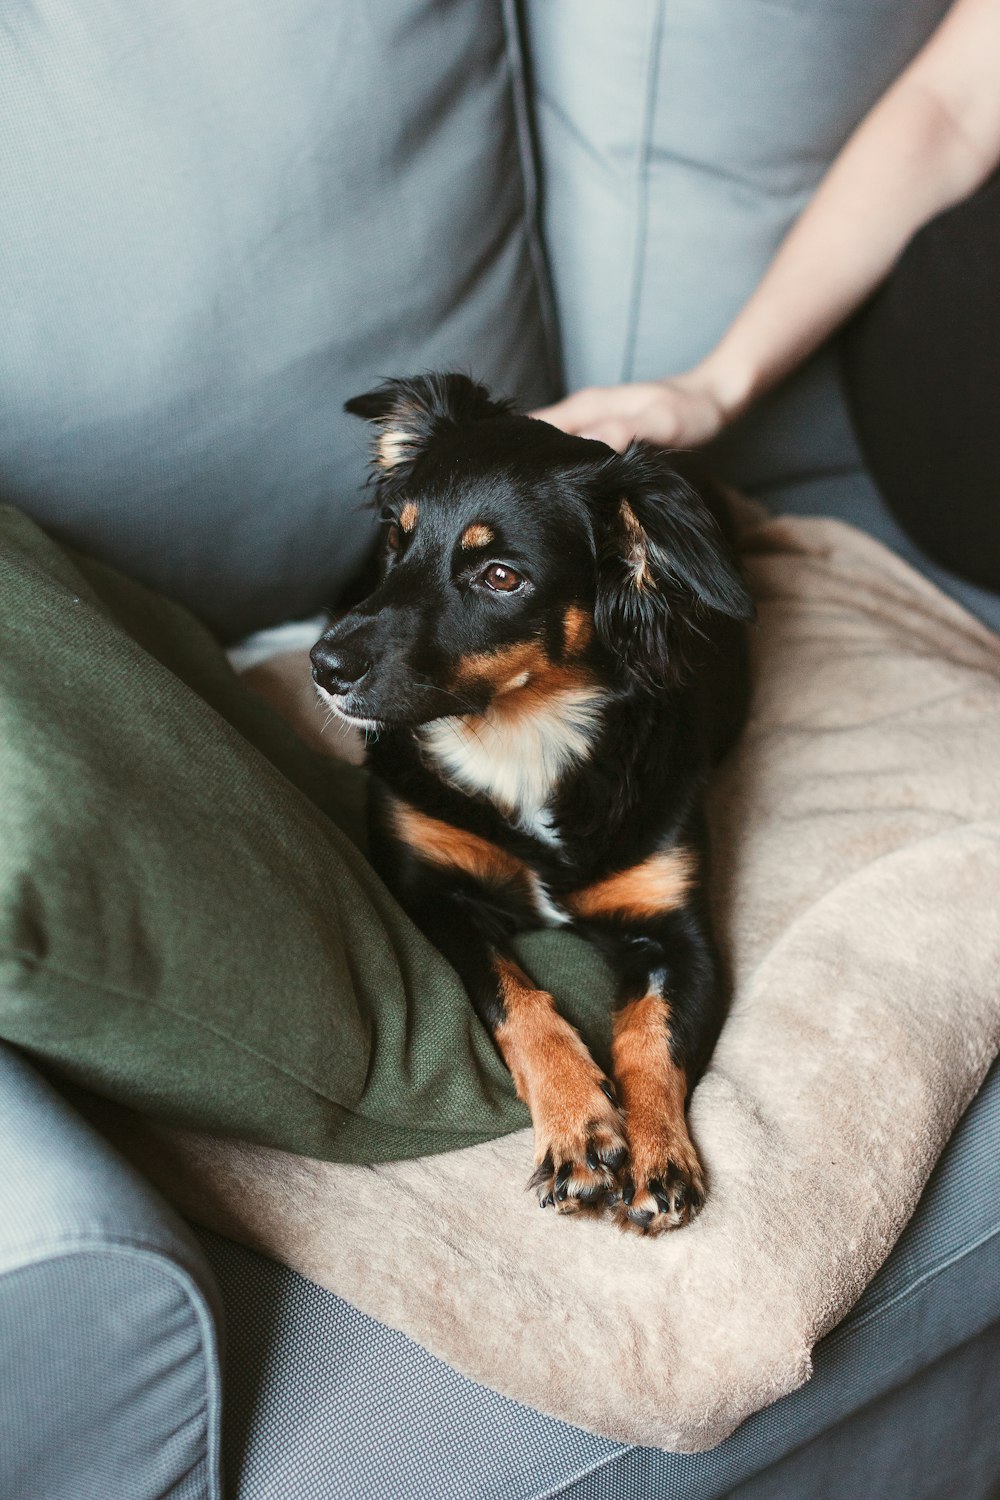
<box><xmin>482</xmin><ymin>563</ymin><xmax>523</xmax><ymax>593</ymax></box>
<box><xmin>385</xmin><ymin>522</ymin><xmax>401</xmax><ymax>553</ymax></box>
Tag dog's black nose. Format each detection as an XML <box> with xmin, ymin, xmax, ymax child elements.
<box><xmin>309</xmin><ymin>641</ymin><xmax>371</xmax><ymax>696</ymax></box>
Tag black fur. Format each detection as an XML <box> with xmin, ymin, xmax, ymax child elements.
<box><xmin>312</xmin><ymin>373</ymin><xmax>754</xmax><ymax>1232</ymax></box>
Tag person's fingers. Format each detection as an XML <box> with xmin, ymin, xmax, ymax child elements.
<box><xmin>536</xmin><ymin>380</ymin><xmax>724</xmax><ymax>450</ymax></box>
<box><xmin>532</xmin><ymin>387</ymin><xmax>615</xmax><ymax>433</ymax></box>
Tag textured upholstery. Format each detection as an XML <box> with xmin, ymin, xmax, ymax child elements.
<box><xmin>0</xmin><ymin>503</ymin><xmax>536</xmax><ymax>1163</ymax></box>
<box><xmin>0</xmin><ymin>1043</ymin><xmax>222</xmax><ymax>1500</ymax></box>
<box><xmin>724</xmin><ymin>1327</ymin><xmax>1000</xmax><ymax>1500</ymax></box>
<box><xmin>0</xmin><ymin>0</ymin><xmax>557</xmax><ymax>639</ymax></box>
<box><xmin>196</xmin><ymin>1056</ymin><xmax>1000</xmax><ymax>1498</ymax></box>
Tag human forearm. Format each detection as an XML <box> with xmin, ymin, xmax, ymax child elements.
<box><xmin>695</xmin><ymin>0</ymin><xmax>1000</xmax><ymax>420</ymax></box>
<box><xmin>536</xmin><ymin>0</ymin><xmax>1000</xmax><ymax>454</ymax></box>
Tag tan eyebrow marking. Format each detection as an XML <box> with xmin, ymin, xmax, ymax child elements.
<box><xmin>461</xmin><ymin>523</ymin><xmax>495</xmax><ymax>549</ymax></box>
<box><xmin>568</xmin><ymin>848</ymin><xmax>696</xmax><ymax>922</ymax></box>
<box><xmin>399</xmin><ymin>501</ymin><xmax>419</xmax><ymax>533</ymax></box>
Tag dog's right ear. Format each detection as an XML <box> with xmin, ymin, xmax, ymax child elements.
<box><xmin>592</xmin><ymin>443</ymin><xmax>754</xmax><ymax>689</ymax></box>
<box><xmin>345</xmin><ymin>372</ymin><xmax>514</xmax><ymax>479</ymax></box>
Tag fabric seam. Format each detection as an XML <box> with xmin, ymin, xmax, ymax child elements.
<box><xmin>534</xmin><ymin>1222</ymin><xmax>1000</xmax><ymax>1495</ymax></box>
<box><xmin>826</xmin><ymin>1217</ymin><xmax>1000</xmax><ymax>1349</ymax></box>
<box><xmin>502</xmin><ymin>0</ymin><xmax>564</xmax><ymax>396</ymax></box>
<box><xmin>0</xmin><ymin>1239</ymin><xmax>223</xmax><ymax>1500</ymax></box>
<box><xmin>0</xmin><ymin>951</ymin><xmax>510</xmax><ymax>1152</ymax></box>
<box><xmin>620</xmin><ymin>1</ymin><xmax>664</xmax><ymax>381</ymax></box>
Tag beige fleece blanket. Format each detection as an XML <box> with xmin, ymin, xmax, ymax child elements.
<box><xmin>97</xmin><ymin>510</ymin><xmax>1000</xmax><ymax>1452</ymax></box>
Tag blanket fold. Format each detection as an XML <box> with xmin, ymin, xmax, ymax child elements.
<box><xmin>93</xmin><ymin>511</ymin><xmax>1000</xmax><ymax>1451</ymax></box>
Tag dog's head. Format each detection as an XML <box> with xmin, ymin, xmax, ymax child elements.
<box><xmin>310</xmin><ymin>373</ymin><xmax>752</xmax><ymax>730</ymax></box>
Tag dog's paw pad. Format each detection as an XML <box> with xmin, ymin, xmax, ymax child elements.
<box><xmin>612</xmin><ymin>1156</ymin><xmax>705</xmax><ymax>1236</ymax></box>
<box><xmin>529</xmin><ymin>1090</ymin><xmax>629</xmax><ymax>1216</ymax></box>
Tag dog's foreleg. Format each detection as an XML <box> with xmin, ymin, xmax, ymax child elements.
<box><xmin>580</xmin><ymin>898</ymin><xmax>725</xmax><ymax>1235</ymax></box>
<box><xmin>407</xmin><ymin>883</ymin><xmax>629</xmax><ymax>1214</ymax></box>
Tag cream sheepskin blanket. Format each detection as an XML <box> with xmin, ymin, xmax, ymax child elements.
<box><xmin>97</xmin><ymin>509</ymin><xmax>1000</xmax><ymax>1452</ymax></box>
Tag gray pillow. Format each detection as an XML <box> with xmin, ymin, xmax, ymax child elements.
<box><xmin>525</xmin><ymin>0</ymin><xmax>949</xmax><ymax>493</ymax></box>
<box><xmin>0</xmin><ymin>0</ymin><xmax>557</xmax><ymax>639</ymax></box>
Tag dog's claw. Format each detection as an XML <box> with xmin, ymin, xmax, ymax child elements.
<box><xmin>612</xmin><ymin>1154</ymin><xmax>706</xmax><ymax>1235</ymax></box>
<box><xmin>530</xmin><ymin>1094</ymin><xmax>630</xmax><ymax>1216</ymax></box>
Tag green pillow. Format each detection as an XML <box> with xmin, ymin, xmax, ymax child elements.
<box><xmin>0</xmin><ymin>507</ymin><xmax>615</xmax><ymax>1161</ymax></box>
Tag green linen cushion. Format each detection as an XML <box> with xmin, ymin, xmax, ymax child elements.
<box><xmin>0</xmin><ymin>507</ymin><xmax>615</xmax><ymax>1161</ymax></box>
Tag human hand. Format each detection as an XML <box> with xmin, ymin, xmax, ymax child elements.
<box><xmin>533</xmin><ymin>370</ymin><xmax>729</xmax><ymax>452</ymax></box>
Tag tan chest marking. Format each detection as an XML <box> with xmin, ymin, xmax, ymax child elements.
<box><xmin>422</xmin><ymin>642</ymin><xmax>605</xmax><ymax>828</ymax></box>
<box><xmin>568</xmin><ymin>848</ymin><xmax>696</xmax><ymax>922</ymax></box>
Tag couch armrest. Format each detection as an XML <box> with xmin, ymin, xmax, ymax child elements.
<box><xmin>0</xmin><ymin>1043</ymin><xmax>222</xmax><ymax>1500</ymax></box>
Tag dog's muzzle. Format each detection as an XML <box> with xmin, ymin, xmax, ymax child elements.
<box><xmin>309</xmin><ymin>639</ymin><xmax>372</xmax><ymax>699</ymax></box>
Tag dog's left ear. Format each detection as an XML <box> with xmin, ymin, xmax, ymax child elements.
<box><xmin>345</xmin><ymin>372</ymin><xmax>514</xmax><ymax>478</ymax></box>
<box><xmin>593</xmin><ymin>443</ymin><xmax>754</xmax><ymax>689</ymax></box>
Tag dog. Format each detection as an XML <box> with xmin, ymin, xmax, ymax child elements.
<box><xmin>310</xmin><ymin>373</ymin><xmax>753</xmax><ymax>1234</ymax></box>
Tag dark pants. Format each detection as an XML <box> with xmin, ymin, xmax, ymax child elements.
<box><xmin>842</xmin><ymin>170</ymin><xmax>1000</xmax><ymax>592</ymax></box>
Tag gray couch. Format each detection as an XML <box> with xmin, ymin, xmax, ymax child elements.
<box><xmin>2</xmin><ymin>4</ymin><xmax>999</xmax><ymax>1496</ymax></box>
<box><xmin>3</xmin><ymin>1042</ymin><xmax>999</xmax><ymax>1498</ymax></box>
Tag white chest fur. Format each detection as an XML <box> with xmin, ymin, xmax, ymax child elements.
<box><xmin>417</xmin><ymin>685</ymin><xmax>606</xmax><ymax>842</ymax></box>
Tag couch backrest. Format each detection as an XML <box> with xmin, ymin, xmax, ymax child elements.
<box><xmin>526</xmin><ymin>0</ymin><xmax>950</xmax><ymax>493</ymax></box>
<box><xmin>0</xmin><ymin>0</ymin><xmax>557</xmax><ymax>638</ymax></box>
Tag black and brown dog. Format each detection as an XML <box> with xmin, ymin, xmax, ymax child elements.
<box><xmin>310</xmin><ymin>373</ymin><xmax>753</xmax><ymax>1234</ymax></box>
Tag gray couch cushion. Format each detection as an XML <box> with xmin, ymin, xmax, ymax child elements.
<box><xmin>0</xmin><ymin>1043</ymin><xmax>221</xmax><ymax>1500</ymax></box>
<box><xmin>197</xmin><ymin>1055</ymin><xmax>1000</xmax><ymax>1498</ymax></box>
<box><xmin>0</xmin><ymin>0</ymin><xmax>557</xmax><ymax>639</ymax></box>
<box><xmin>525</xmin><ymin>0</ymin><xmax>949</xmax><ymax>492</ymax></box>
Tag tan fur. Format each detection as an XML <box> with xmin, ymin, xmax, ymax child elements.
<box><xmin>452</xmin><ymin>641</ymin><xmax>599</xmax><ymax>712</ymax></box>
<box><xmin>494</xmin><ymin>957</ymin><xmax>627</xmax><ymax>1200</ymax></box>
<box><xmin>389</xmin><ymin>798</ymin><xmax>529</xmax><ymax>890</ymax></box>
<box><xmin>421</xmin><ymin>644</ymin><xmax>606</xmax><ymax>830</ymax></box>
<box><xmin>569</xmin><ymin>848</ymin><xmax>696</xmax><ymax>921</ymax></box>
<box><xmin>620</xmin><ymin>499</ymin><xmax>652</xmax><ymax>590</ymax></box>
<box><xmin>377</xmin><ymin>430</ymin><xmax>413</xmax><ymax>470</ymax></box>
<box><xmin>461</xmin><ymin>523</ymin><xmax>495</xmax><ymax>549</ymax></box>
<box><xmin>612</xmin><ymin>995</ymin><xmax>688</xmax><ymax>1142</ymax></box>
<box><xmin>562</xmin><ymin>605</ymin><xmax>593</xmax><ymax>655</ymax></box>
<box><xmin>612</xmin><ymin>993</ymin><xmax>704</xmax><ymax>1232</ymax></box>
<box><xmin>399</xmin><ymin>501</ymin><xmax>419</xmax><ymax>533</ymax></box>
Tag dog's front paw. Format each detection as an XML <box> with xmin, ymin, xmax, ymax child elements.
<box><xmin>529</xmin><ymin>1077</ymin><xmax>629</xmax><ymax>1215</ymax></box>
<box><xmin>611</xmin><ymin>1125</ymin><xmax>705</xmax><ymax>1235</ymax></box>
